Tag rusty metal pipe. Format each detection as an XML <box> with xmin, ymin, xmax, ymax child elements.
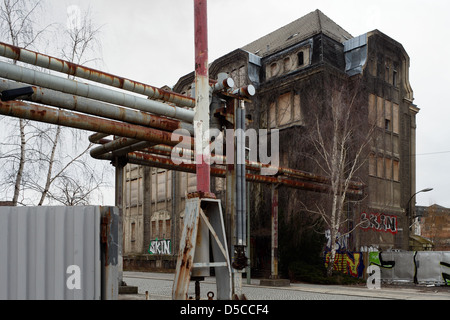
<box><xmin>93</xmin><ymin>151</ymin><xmax>363</xmax><ymax>196</ymax></box>
<box><xmin>0</xmin><ymin>78</ymin><xmax>194</xmax><ymax>134</ymax></box>
<box><xmin>90</xmin><ymin>137</ymin><xmax>153</xmax><ymax>158</ymax></box>
<box><xmin>0</xmin><ymin>61</ymin><xmax>194</xmax><ymax>122</ymax></box>
<box><xmin>118</xmin><ymin>143</ymin><xmax>363</xmax><ymax>191</ymax></box>
<box><xmin>0</xmin><ymin>41</ymin><xmax>195</xmax><ymax>108</ymax></box>
<box><xmin>0</xmin><ymin>100</ymin><xmax>194</xmax><ymax>147</ymax></box>
<box><xmin>232</xmin><ymin>85</ymin><xmax>256</xmax><ymax>98</ymax></box>
<box><xmin>214</xmin><ymin>77</ymin><xmax>234</xmax><ymax>92</ymax></box>
<box><xmin>89</xmin><ymin>133</ymin><xmax>110</xmax><ymax>144</ymax></box>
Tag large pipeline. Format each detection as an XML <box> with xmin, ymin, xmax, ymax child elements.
<box><xmin>0</xmin><ymin>41</ymin><xmax>195</xmax><ymax>108</ymax></box>
<box><xmin>0</xmin><ymin>100</ymin><xmax>193</xmax><ymax>147</ymax></box>
<box><xmin>0</xmin><ymin>61</ymin><xmax>194</xmax><ymax>123</ymax></box>
<box><xmin>90</xmin><ymin>137</ymin><xmax>364</xmax><ymax>193</ymax></box>
<box><xmin>0</xmin><ymin>78</ymin><xmax>194</xmax><ymax>134</ymax></box>
<box><xmin>93</xmin><ymin>151</ymin><xmax>363</xmax><ymax>196</ymax></box>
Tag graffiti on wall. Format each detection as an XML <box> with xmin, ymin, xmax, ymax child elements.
<box><xmin>360</xmin><ymin>212</ymin><xmax>398</xmax><ymax>234</ymax></box>
<box><xmin>369</xmin><ymin>251</ymin><xmax>450</xmax><ymax>285</ymax></box>
<box><xmin>325</xmin><ymin>230</ymin><xmax>350</xmax><ymax>252</ymax></box>
<box><xmin>324</xmin><ymin>251</ymin><xmax>365</xmax><ymax>278</ymax></box>
<box><xmin>440</xmin><ymin>262</ymin><xmax>450</xmax><ymax>285</ymax></box>
<box><xmin>148</xmin><ymin>238</ymin><xmax>172</xmax><ymax>255</ymax></box>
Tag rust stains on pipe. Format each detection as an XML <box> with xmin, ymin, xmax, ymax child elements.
<box><xmin>0</xmin><ymin>100</ymin><xmax>194</xmax><ymax>147</ymax></box>
<box><xmin>0</xmin><ymin>41</ymin><xmax>195</xmax><ymax>108</ymax></box>
<box><xmin>94</xmin><ymin>151</ymin><xmax>363</xmax><ymax>196</ymax></box>
<box><xmin>0</xmin><ymin>79</ymin><xmax>194</xmax><ymax>135</ymax></box>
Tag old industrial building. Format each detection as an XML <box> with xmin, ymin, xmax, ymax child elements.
<box><xmin>121</xmin><ymin>9</ymin><xmax>418</xmax><ymax>275</ymax></box>
<box><xmin>414</xmin><ymin>205</ymin><xmax>450</xmax><ymax>251</ymax></box>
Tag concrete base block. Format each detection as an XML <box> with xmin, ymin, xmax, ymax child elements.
<box><xmin>119</xmin><ymin>285</ymin><xmax>138</xmax><ymax>294</ymax></box>
<box><xmin>260</xmin><ymin>278</ymin><xmax>290</xmax><ymax>287</ymax></box>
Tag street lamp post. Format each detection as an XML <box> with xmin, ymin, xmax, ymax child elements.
<box><xmin>406</xmin><ymin>188</ymin><xmax>433</xmax><ymax>234</ymax></box>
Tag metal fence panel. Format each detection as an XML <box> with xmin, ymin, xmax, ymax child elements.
<box><xmin>0</xmin><ymin>206</ymin><xmax>101</xmax><ymax>300</ymax></box>
<box><xmin>379</xmin><ymin>251</ymin><xmax>416</xmax><ymax>282</ymax></box>
<box><xmin>416</xmin><ymin>251</ymin><xmax>450</xmax><ymax>285</ymax></box>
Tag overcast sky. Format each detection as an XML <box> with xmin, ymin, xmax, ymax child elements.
<box><xmin>43</xmin><ymin>0</ymin><xmax>450</xmax><ymax>208</ymax></box>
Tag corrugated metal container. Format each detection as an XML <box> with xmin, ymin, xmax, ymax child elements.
<box><xmin>0</xmin><ymin>206</ymin><xmax>101</xmax><ymax>300</ymax></box>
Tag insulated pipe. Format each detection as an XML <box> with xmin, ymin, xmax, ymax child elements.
<box><xmin>232</xmin><ymin>85</ymin><xmax>256</xmax><ymax>98</ymax></box>
<box><xmin>0</xmin><ymin>41</ymin><xmax>195</xmax><ymax>108</ymax></box>
<box><xmin>90</xmin><ymin>137</ymin><xmax>156</xmax><ymax>158</ymax></box>
<box><xmin>100</xmin><ymin>142</ymin><xmax>364</xmax><ymax>192</ymax></box>
<box><xmin>236</xmin><ymin>102</ymin><xmax>243</xmax><ymax>245</ymax></box>
<box><xmin>89</xmin><ymin>133</ymin><xmax>110</xmax><ymax>144</ymax></box>
<box><xmin>0</xmin><ymin>100</ymin><xmax>194</xmax><ymax>147</ymax></box>
<box><xmin>93</xmin><ymin>151</ymin><xmax>364</xmax><ymax>196</ymax></box>
<box><xmin>240</xmin><ymin>105</ymin><xmax>247</xmax><ymax>245</ymax></box>
<box><xmin>0</xmin><ymin>61</ymin><xmax>195</xmax><ymax>123</ymax></box>
<box><xmin>214</xmin><ymin>77</ymin><xmax>235</xmax><ymax>92</ymax></box>
<box><xmin>0</xmin><ymin>79</ymin><xmax>194</xmax><ymax>134</ymax></box>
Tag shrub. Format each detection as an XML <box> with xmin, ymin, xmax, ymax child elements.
<box><xmin>288</xmin><ymin>260</ymin><xmax>365</xmax><ymax>285</ymax></box>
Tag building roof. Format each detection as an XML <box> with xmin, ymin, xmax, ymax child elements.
<box><xmin>241</xmin><ymin>9</ymin><xmax>353</xmax><ymax>57</ymax></box>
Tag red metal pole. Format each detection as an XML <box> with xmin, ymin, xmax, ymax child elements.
<box><xmin>194</xmin><ymin>0</ymin><xmax>210</xmax><ymax>194</ymax></box>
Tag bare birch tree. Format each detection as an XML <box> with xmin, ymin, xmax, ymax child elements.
<box><xmin>36</xmin><ymin>5</ymin><xmax>104</xmax><ymax>206</ymax></box>
<box><xmin>0</xmin><ymin>0</ymin><xmax>46</xmax><ymax>205</ymax></box>
<box><xmin>301</xmin><ymin>75</ymin><xmax>375</xmax><ymax>277</ymax></box>
<box><xmin>0</xmin><ymin>2</ymin><xmax>110</xmax><ymax>206</ymax></box>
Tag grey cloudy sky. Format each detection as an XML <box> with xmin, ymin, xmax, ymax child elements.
<box><xmin>44</xmin><ymin>0</ymin><xmax>450</xmax><ymax>208</ymax></box>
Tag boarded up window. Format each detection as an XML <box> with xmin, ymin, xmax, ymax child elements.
<box><xmin>165</xmin><ymin>220</ymin><xmax>171</xmax><ymax>238</ymax></box>
<box><xmin>377</xmin><ymin>96</ymin><xmax>384</xmax><ymax>128</ymax></box>
<box><xmin>393</xmin><ymin>160</ymin><xmax>400</xmax><ymax>181</ymax></box>
<box><xmin>385</xmin><ymin>158</ymin><xmax>392</xmax><ymax>180</ymax></box>
<box><xmin>269</xmin><ymin>101</ymin><xmax>276</xmax><ymax>128</ymax></box>
<box><xmin>293</xmin><ymin>94</ymin><xmax>302</xmax><ymax>122</ymax></box>
<box><xmin>151</xmin><ymin>221</ymin><xmax>156</xmax><ymax>237</ymax></box>
<box><xmin>151</xmin><ymin>211</ymin><xmax>171</xmax><ymax>240</ymax></box>
<box><xmin>159</xmin><ymin>220</ymin><xmax>163</xmax><ymax>238</ymax></box>
<box><xmin>369</xmin><ymin>153</ymin><xmax>376</xmax><ymax>176</ymax></box>
<box><xmin>377</xmin><ymin>156</ymin><xmax>384</xmax><ymax>178</ymax></box>
<box><xmin>385</xmin><ymin>100</ymin><xmax>392</xmax><ymax>131</ymax></box>
<box><xmin>277</xmin><ymin>92</ymin><xmax>292</xmax><ymax>126</ymax></box>
<box><xmin>283</xmin><ymin>56</ymin><xmax>293</xmax><ymax>73</ymax></box>
<box><xmin>268</xmin><ymin>62</ymin><xmax>280</xmax><ymax>79</ymax></box>
<box><xmin>393</xmin><ymin>103</ymin><xmax>399</xmax><ymax>134</ymax></box>
<box><xmin>393</xmin><ymin>136</ymin><xmax>399</xmax><ymax>154</ymax></box>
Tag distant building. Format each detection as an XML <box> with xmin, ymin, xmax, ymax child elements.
<box><xmin>415</xmin><ymin>205</ymin><xmax>450</xmax><ymax>251</ymax></box>
<box><xmin>121</xmin><ymin>10</ymin><xmax>418</xmax><ymax>274</ymax></box>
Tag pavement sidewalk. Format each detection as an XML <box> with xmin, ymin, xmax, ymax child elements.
<box><xmin>120</xmin><ymin>271</ymin><xmax>450</xmax><ymax>300</ymax></box>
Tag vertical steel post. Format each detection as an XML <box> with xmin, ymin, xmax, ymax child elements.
<box><xmin>114</xmin><ymin>156</ymin><xmax>126</xmax><ymax>287</ymax></box>
<box><xmin>271</xmin><ymin>185</ymin><xmax>279</xmax><ymax>279</ymax></box>
<box><xmin>194</xmin><ymin>0</ymin><xmax>210</xmax><ymax>193</ymax></box>
<box><xmin>173</xmin><ymin>0</ymin><xmax>231</xmax><ymax>300</ymax></box>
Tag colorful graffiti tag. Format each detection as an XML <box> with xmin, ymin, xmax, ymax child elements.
<box><xmin>360</xmin><ymin>212</ymin><xmax>398</xmax><ymax>234</ymax></box>
<box><xmin>440</xmin><ymin>262</ymin><xmax>450</xmax><ymax>285</ymax></box>
<box><xmin>148</xmin><ymin>238</ymin><xmax>172</xmax><ymax>255</ymax></box>
<box><xmin>324</xmin><ymin>251</ymin><xmax>365</xmax><ymax>278</ymax></box>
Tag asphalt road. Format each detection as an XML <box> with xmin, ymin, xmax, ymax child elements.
<box><xmin>121</xmin><ymin>271</ymin><xmax>450</xmax><ymax>300</ymax></box>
